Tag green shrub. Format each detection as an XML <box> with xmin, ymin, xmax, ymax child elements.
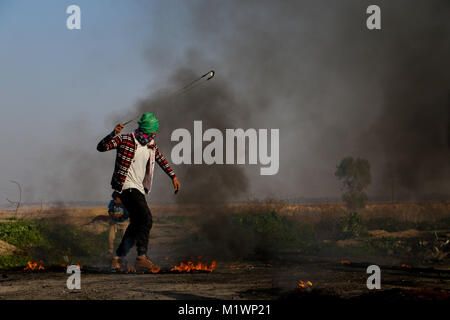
<box><xmin>32</xmin><ymin>222</ymin><xmax>109</xmax><ymax>265</ymax></box>
<box><xmin>341</xmin><ymin>212</ymin><xmax>368</xmax><ymax>239</ymax></box>
<box><xmin>0</xmin><ymin>255</ymin><xmax>30</xmax><ymax>268</ymax></box>
<box><xmin>0</xmin><ymin>219</ymin><xmax>109</xmax><ymax>269</ymax></box>
<box><xmin>362</xmin><ymin>237</ymin><xmax>404</xmax><ymax>255</ymax></box>
<box><xmin>0</xmin><ymin>219</ymin><xmax>44</xmax><ymax>248</ymax></box>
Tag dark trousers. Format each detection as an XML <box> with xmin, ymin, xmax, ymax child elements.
<box><xmin>116</xmin><ymin>188</ymin><xmax>153</xmax><ymax>257</ymax></box>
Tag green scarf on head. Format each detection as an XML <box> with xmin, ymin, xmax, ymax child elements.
<box><xmin>137</xmin><ymin>112</ymin><xmax>159</xmax><ymax>134</ymax></box>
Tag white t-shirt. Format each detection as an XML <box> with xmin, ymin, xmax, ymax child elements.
<box><xmin>122</xmin><ymin>136</ymin><xmax>150</xmax><ymax>195</ymax></box>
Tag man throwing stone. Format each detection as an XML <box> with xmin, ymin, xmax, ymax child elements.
<box><xmin>97</xmin><ymin>112</ymin><xmax>181</xmax><ymax>272</ymax></box>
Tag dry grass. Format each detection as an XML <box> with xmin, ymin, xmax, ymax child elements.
<box><xmin>231</xmin><ymin>201</ymin><xmax>450</xmax><ymax>224</ymax></box>
<box><xmin>0</xmin><ymin>201</ymin><xmax>448</xmax><ymax>227</ymax></box>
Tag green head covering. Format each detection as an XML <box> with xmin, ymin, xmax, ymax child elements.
<box><xmin>137</xmin><ymin>112</ymin><xmax>159</xmax><ymax>134</ymax></box>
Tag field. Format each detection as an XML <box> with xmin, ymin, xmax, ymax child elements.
<box><xmin>0</xmin><ymin>201</ymin><xmax>449</xmax><ymax>301</ymax></box>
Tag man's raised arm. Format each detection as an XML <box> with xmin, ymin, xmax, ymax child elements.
<box><xmin>97</xmin><ymin>124</ymin><xmax>124</xmax><ymax>152</ymax></box>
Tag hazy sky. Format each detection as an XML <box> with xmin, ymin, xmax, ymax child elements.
<box><xmin>1</xmin><ymin>1</ymin><xmax>448</xmax><ymax>205</ymax></box>
<box><xmin>0</xmin><ymin>1</ymin><xmax>195</xmax><ymax>203</ymax></box>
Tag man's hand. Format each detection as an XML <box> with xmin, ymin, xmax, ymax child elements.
<box><xmin>114</xmin><ymin>124</ymin><xmax>124</xmax><ymax>136</ymax></box>
<box><xmin>172</xmin><ymin>177</ymin><xmax>181</xmax><ymax>194</ymax></box>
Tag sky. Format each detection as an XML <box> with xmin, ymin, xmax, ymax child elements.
<box><xmin>0</xmin><ymin>0</ymin><xmax>449</xmax><ymax>205</ymax></box>
<box><xmin>0</xmin><ymin>1</ymin><xmax>194</xmax><ymax>203</ymax></box>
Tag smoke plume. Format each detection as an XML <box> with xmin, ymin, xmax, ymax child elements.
<box><xmin>176</xmin><ymin>0</ymin><xmax>450</xmax><ymax>199</ymax></box>
<box><xmin>123</xmin><ymin>67</ymin><xmax>250</xmax><ymax>204</ymax></box>
<box><xmin>16</xmin><ymin>0</ymin><xmax>450</xmax><ymax>204</ymax></box>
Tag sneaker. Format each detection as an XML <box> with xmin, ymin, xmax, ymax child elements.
<box><xmin>135</xmin><ymin>255</ymin><xmax>157</xmax><ymax>272</ymax></box>
<box><xmin>111</xmin><ymin>256</ymin><xmax>135</xmax><ymax>273</ymax></box>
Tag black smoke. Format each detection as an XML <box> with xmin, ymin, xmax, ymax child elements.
<box><xmin>18</xmin><ymin>0</ymin><xmax>450</xmax><ymax>203</ymax></box>
<box><xmin>122</xmin><ymin>67</ymin><xmax>250</xmax><ymax>204</ymax></box>
<box><xmin>177</xmin><ymin>0</ymin><xmax>450</xmax><ymax>199</ymax></box>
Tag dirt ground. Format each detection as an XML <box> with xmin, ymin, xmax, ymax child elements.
<box><xmin>1</xmin><ymin>257</ymin><xmax>449</xmax><ymax>300</ymax></box>
<box><xmin>0</xmin><ymin>202</ymin><xmax>449</xmax><ymax>301</ymax></box>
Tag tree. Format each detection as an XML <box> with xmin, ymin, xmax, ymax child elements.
<box><xmin>6</xmin><ymin>180</ymin><xmax>22</xmax><ymax>216</ymax></box>
<box><xmin>335</xmin><ymin>157</ymin><xmax>371</xmax><ymax>210</ymax></box>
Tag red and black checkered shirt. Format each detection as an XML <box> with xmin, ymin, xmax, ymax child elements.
<box><xmin>97</xmin><ymin>132</ymin><xmax>176</xmax><ymax>192</ymax></box>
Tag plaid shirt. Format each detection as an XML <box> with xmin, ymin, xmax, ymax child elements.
<box><xmin>97</xmin><ymin>132</ymin><xmax>176</xmax><ymax>193</ymax></box>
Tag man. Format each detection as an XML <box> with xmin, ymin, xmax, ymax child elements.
<box><xmin>97</xmin><ymin>112</ymin><xmax>181</xmax><ymax>272</ymax></box>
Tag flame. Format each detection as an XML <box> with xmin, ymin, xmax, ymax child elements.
<box><xmin>24</xmin><ymin>260</ymin><xmax>45</xmax><ymax>271</ymax></box>
<box><xmin>56</xmin><ymin>260</ymin><xmax>217</xmax><ymax>274</ymax></box>
<box><xmin>60</xmin><ymin>264</ymin><xmax>83</xmax><ymax>269</ymax></box>
<box><xmin>340</xmin><ymin>259</ymin><xmax>351</xmax><ymax>265</ymax></box>
<box><xmin>150</xmin><ymin>265</ymin><xmax>161</xmax><ymax>273</ymax></box>
<box><xmin>401</xmin><ymin>264</ymin><xmax>412</xmax><ymax>268</ymax></box>
<box><xmin>170</xmin><ymin>260</ymin><xmax>217</xmax><ymax>272</ymax></box>
<box><xmin>297</xmin><ymin>280</ymin><xmax>313</xmax><ymax>290</ymax></box>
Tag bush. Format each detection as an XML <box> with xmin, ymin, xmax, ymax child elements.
<box><xmin>0</xmin><ymin>255</ymin><xmax>30</xmax><ymax>268</ymax></box>
<box><xmin>0</xmin><ymin>219</ymin><xmax>109</xmax><ymax>269</ymax></box>
<box><xmin>232</xmin><ymin>211</ymin><xmax>315</xmax><ymax>255</ymax></box>
<box><xmin>32</xmin><ymin>222</ymin><xmax>109</xmax><ymax>265</ymax></box>
<box><xmin>315</xmin><ymin>211</ymin><xmax>368</xmax><ymax>240</ymax></box>
<box><xmin>0</xmin><ymin>219</ymin><xmax>44</xmax><ymax>248</ymax></box>
<box><xmin>341</xmin><ymin>212</ymin><xmax>368</xmax><ymax>239</ymax></box>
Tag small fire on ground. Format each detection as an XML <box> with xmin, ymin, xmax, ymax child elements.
<box><xmin>23</xmin><ymin>260</ymin><xmax>217</xmax><ymax>273</ymax></box>
<box><xmin>297</xmin><ymin>280</ymin><xmax>313</xmax><ymax>291</ymax></box>
<box><xmin>24</xmin><ymin>260</ymin><xmax>45</xmax><ymax>271</ymax></box>
<box><xmin>122</xmin><ymin>260</ymin><xmax>217</xmax><ymax>274</ymax></box>
<box><xmin>61</xmin><ymin>264</ymin><xmax>83</xmax><ymax>269</ymax></box>
<box><xmin>170</xmin><ymin>260</ymin><xmax>217</xmax><ymax>272</ymax></box>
